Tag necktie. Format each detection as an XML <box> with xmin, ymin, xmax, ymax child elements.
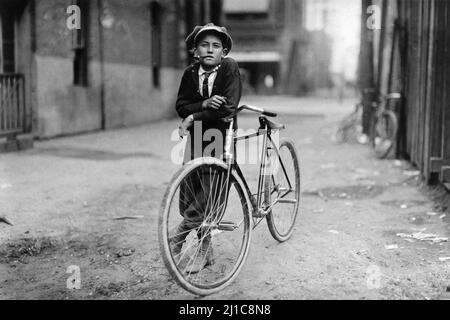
<box><xmin>202</xmin><ymin>71</ymin><xmax>213</xmax><ymax>98</ymax></box>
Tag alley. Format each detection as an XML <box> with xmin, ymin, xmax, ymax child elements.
<box><xmin>0</xmin><ymin>96</ymin><xmax>449</xmax><ymax>299</ymax></box>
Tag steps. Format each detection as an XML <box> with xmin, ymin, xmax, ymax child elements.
<box><xmin>0</xmin><ymin>134</ymin><xmax>34</xmax><ymax>153</ymax></box>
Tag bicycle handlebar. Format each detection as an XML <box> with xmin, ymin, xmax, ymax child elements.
<box><xmin>262</xmin><ymin>110</ymin><xmax>278</xmax><ymax>117</ymax></box>
<box><xmin>235</xmin><ymin>105</ymin><xmax>277</xmax><ymax>117</ymax></box>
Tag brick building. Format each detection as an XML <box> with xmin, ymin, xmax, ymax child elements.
<box><xmin>0</xmin><ymin>0</ymin><xmax>206</xmax><ymax>142</ymax></box>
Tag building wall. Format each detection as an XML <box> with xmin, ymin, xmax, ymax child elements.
<box><xmin>28</xmin><ymin>0</ymin><xmax>182</xmax><ymax>138</ymax></box>
<box><xmin>97</xmin><ymin>0</ymin><xmax>181</xmax><ymax>129</ymax></box>
<box><xmin>33</xmin><ymin>0</ymin><xmax>100</xmax><ymax>137</ymax></box>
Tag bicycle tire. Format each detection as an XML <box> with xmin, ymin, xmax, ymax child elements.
<box><xmin>159</xmin><ymin>157</ymin><xmax>251</xmax><ymax>296</ymax></box>
<box><xmin>265</xmin><ymin>139</ymin><xmax>301</xmax><ymax>242</ymax></box>
<box><xmin>372</xmin><ymin>110</ymin><xmax>398</xmax><ymax>159</ymax></box>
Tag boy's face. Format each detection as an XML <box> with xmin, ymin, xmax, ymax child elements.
<box><xmin>195</xmin><ymin>34</ymin><xmax>226</xmax><ymax>70</ymax></box>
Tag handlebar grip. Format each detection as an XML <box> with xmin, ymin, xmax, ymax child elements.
<box><xmin>262</xmin><ymin>110</ymin><xmax>277</xmax><ymax>117</ymax></box>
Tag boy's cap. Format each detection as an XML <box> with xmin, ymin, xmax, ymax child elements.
<box><xmin>185</xmin><ymin>23</ymin><xmax>233</xmax><ymax>53</ymax></box>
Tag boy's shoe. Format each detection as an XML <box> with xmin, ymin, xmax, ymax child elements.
<box><xmin>185</xmin><ymin>238</ymin><xmax>214</xmax><ymax>274</ymax></box>
<box><xmin>169</xmin><ymin>224</ymin><xmax>190</xmax><ymax>261</ymax></box>
<box><xmin>169</xmin><ymin>238</ymin><xmax>183</xmax><ymax>260</ymax></box>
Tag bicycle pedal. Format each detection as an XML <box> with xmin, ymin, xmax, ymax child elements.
<box><xmin>218</xmin><ymin>221</ymin><xmax>237</xmax><ymax>231</ymax></box>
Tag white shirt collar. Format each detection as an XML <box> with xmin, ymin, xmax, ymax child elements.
<box><xmin>198</xmin><ymin>64</ymin><xmax>220</xmax><ymax>76</ymax></box>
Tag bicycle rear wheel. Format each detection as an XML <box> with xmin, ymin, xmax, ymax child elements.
<box><xmin>372</xmin><ymin>110</ymin><xmax>398</xmax><ymax>159</ymax></box>
<box><xmin>159</xmin><ymin>157</ymin><xmax>251</xmax><ymax>296</ymax></box>
<box><xmin>265</xmin><ymin>139</ymin><xmax>301</xmax><ymax>242</ymax></box>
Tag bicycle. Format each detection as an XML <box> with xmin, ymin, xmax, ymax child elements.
<box><xmin>159</xmin><ymin>105</ymin><xmax>301</xmax><ymax>295</ymax></box>
<box><xmin>369</xmin><ymin>92</ymin><xmax>401</xmax><ymax>159</ymax></box>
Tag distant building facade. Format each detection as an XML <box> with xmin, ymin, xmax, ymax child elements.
<box><xmin>222</xmin><ymin>0</ymin><xmax>332</xmax><ymax>95</ymax></box>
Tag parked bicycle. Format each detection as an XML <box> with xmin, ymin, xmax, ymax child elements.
<box><xmin>159</xmin><ymin>105</ymin><xmax>301</xmax><ymax>295</ymax></box>
<box><xmin>369</xmin><ymin>92</ymin><xmax>401</xmax><ymax>159</ymax></box>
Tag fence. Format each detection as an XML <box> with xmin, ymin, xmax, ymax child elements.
<box><xmin>366</xmin><ymin>0</ymin><xmax>450</xmax><ymax>188</ymax></box>
<box><xmin>0</xmin><ymin>73</ymin><xmax>27</xmax><ymax>138</ymax></box>
<box><xmin>397</xmin><ymin>0</ymin><xmax>450</xmax><ymax>187</ymax></box>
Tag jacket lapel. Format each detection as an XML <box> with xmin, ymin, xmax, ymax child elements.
<box><xmin>190</xmin><ymin>62</ymin><xmax>200</xmax><ymax>92</ymax></box>
<box><xmin>211</xmin><ymin>64</ymin><xmax>223</xmax><ymax>96</ymax></box>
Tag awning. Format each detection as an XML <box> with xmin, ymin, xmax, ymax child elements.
<box><xmin>223</xmin><ymin>0</ymin><xmax>270</xmax><ymax>13</ymax></box>
<box><xmin>228</xmin><ymin>51</ymin><xmax>281</xmax><ymax>63</ymax></box>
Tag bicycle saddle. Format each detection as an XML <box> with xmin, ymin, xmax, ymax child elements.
<box><xmin>259</xmin><ymin>116</ymin><xmax>285</xmax><ymax>130</ymax></box>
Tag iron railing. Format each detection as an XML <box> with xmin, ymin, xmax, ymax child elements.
<box><xmin>0</xmin><ymin>73</ymin><xmax>26</xmax><ymax>137</ymax></box>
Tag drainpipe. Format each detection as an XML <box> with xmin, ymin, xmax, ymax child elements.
<box><xmin>204</xmin><ymin>0</ymin><xmax>210</xmax><ymax>22</ymax></box>
<box><xmin>29</xmin><ymin>0</ymin><xmax>37</xmax><ymax>135</ymax></box>
<box><xmin>97</xmin><ymin>0</ymin><xmax>106</xmax><ymax>130</ymax></box>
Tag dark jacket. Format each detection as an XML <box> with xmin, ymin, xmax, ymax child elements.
<box><xmin>175</xmin><ymin>57</ymin><xmax>242</xmax><ymax>161</ymax></box>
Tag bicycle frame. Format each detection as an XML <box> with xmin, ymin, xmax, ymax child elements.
<box><xmin>220</xmin><ymin>116</ymin><xmax>294</xmax><ymax>229</ymax></box>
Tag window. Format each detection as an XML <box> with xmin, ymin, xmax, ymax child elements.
<box><xmin>0</xmin><ymin>10</ymin><xmax>16</xmax><ymax>73</ymax></box>
<box><xmin>72</xmin><ymin>0</ymin><xmax>89</xmax><ymax>86</ymax></box>
<box><xmin>150</xmin><ymin>1</ymin><xmax>163</xmax><ymax>88</ymax></box>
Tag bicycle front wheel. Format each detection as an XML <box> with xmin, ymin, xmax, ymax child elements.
<box><xmin>159</xmin><ymin>157</ymin><xmax>251</xmax><ymax>296</ymax></box>
<box><xmin>265</xmin><ymin>138</ymin><xmax>301</xmax><ymax>242</ymax></box>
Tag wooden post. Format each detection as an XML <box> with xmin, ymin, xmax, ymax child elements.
<box><xmin>422</xmin><ymin>0</ymin><xmax>434</xmax><ymax>181</ymax></box>
<box><xmin>443</xmin><ymin>0</ymin><xmax>450</xmax><ymax>182</ymax></box>
<box><xmin>204</xmin><ymin>0</ymin><xmax>210</xmax><ymax>22</ymax></box>
<box><xmin>210</xmin><ymin>0</ymin><xmax>222</xmax><ymax>25</ymax></box>
<box><xmin>359</xmin><ymin>0</ymin><xmax>376</xmax><ymax>135</ymax></box>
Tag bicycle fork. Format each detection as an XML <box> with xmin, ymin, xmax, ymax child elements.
<box><xmin>203</xmin><ymin>119</ymin><xmax>240</xmax><ymax>233</ymax></box>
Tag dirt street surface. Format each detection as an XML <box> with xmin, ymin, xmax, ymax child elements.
<box><xmin>1</xmin><ymin>96</ymin><xmax>449</xmax><ymax>300</ymax></box>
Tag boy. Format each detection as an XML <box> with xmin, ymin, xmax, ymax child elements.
<box><xmin>171</xmin><ymin>23</ymin><xmax>242</xmax><ymax>273</ymax></box>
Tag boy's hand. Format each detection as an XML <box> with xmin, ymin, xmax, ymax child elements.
<box><xmin>202</xmin><ymin>95</ymin><xmax>227</xmax><ymax>110</ymax></box>
<box><xmin>178</xmin><ymin>115</ymin><xmax>194</xmax><ymax>138</ymax></box>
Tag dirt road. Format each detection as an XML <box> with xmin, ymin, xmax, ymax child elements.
<box><xmin>1</xmin><ymin>96</ymin><xmax>449</xmax><ymax>299</ymax></box>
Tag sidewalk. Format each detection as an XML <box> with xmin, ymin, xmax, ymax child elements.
<box><xmin>0</xmin><ymin>96</ymin><xmax>449</xmax><ymax>299</ymax></box>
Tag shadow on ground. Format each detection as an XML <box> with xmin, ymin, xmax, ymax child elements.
<box><xmin>29</xmin><ymin>146</ymin><xmax>159</xmax><ymax>161</ymax></box>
